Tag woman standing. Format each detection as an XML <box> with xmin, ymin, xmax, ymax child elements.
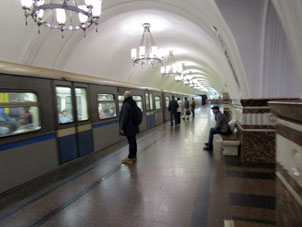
<box><xmin>176</xmin><ymin>98</ymin><xmax>182</xmax><ymax>125</ymax></box>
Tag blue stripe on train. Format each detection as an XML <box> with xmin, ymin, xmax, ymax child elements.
<box><xmin>0</xmin><ymin>133</ymin><xmax>56</xmax><ymax>152</ymax></box>
<box><xmin>92</xmin><ymin>120</ymin><xmax>119</xmax><ymax>129</ymax></box>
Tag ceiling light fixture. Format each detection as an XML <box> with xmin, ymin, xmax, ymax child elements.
<box><xmin>20</xmin><ymin>0</ymin><xmax>102</xmax><ymax>37</ymax></box>
<box><xmin>160</xmin><ymin>51</ymin><xmax>183</xmax><ymax>76</ymax></box>
<box><xmin>131</xmin><ymin>23</ymin><xmax>163</xmax><ymax>66</ymax></box>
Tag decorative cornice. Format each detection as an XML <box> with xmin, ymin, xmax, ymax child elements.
<box><xmin>276</xmin><ymin>124</ymin><xmax>302</xmax><ymax>147</ymax></box>
<box><xmin>237</xmin><ymin>122</ymin><xmax>276</xmax><ymax>132</ymax></box>
<box><xmin>241</xmin><ymin>98</ymin><xmax>299</xmax><ymax>107</ymax></box>
<box><xmin>269</xmin><ymin>100</ymin><xmax>302</xmax><ymax>124</ymax></box>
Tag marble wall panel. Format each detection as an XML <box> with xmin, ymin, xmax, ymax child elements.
<box><xmin>238</xmin><ymin>126</ymin><xmax>276</xmax><ymax>163</ymax></box>
<box><xmin>276</xmin><ymin>177</ymin><xmax>302</xmax><ymax>227</ymax></box>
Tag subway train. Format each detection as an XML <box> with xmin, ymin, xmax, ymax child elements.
<box><xmin>0</xmin><ymin>61</ymin><xmax>201</xmax><ymax>194</ymax></box>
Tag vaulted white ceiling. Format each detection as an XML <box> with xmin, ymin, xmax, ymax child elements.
<box><xmin>1</xmin><ymin>0</ymin><xmax>301</xmax><ymax>99</ymax></box>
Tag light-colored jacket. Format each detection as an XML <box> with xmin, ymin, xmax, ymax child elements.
<box><xmin>177</xmin><ymin>100</ymin><xmax>182</xmax><ymax>112</ymax></box>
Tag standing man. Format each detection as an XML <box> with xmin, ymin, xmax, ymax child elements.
<box><xmin>190</xmin><ymin>98</ymin><xmax>196</xmax><ymax>118</ymax></box>
<box><xmin>204</xmin><ymin>106</ymin><xmax>231</xmax><ymax>151</ymax></box>
<box><xmin>119</xmin><ymin>90</ymin><xmax>139</xmax><ymax>164</ymax></box>
<box><xmin>168</xmin><ymin>95</ymin><xmax>179</xmax><ymax>126</ymax></box>
<box><xmin>183</xmin><ymin>97</ymin><xmax>190</xmax><ymax>120</ymax></box>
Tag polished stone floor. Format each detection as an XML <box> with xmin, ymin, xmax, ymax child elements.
<box><xmin>0</xmin><ymin>106</ymin><xmax>276</xmax><ymax>227</ymax></box>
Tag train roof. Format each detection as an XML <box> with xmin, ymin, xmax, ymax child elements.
<box><xmin>0</xmin><ymin>61</ymin><xmax>164</xmax><ymax>92</ymax></box>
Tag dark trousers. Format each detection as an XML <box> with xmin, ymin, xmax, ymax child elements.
<box><xmin>176</xmin><ymin>112</ymin><xmax>181</xmax><ymax>124</ymax></box>
<box><xmin>208</xmin><ymin>128</ymin><xmax>230</xmax><ymax>149</ymax></box>
<box><xmin>170</xmin><ymin>111</ymin><xmax>177</xmax><ymax>126</ymax></box>
<box><xmin>127</xmin><ymin>135</ymin><xmax>137</xmax><ymax>158</ymax></box>
<box><xmin>191</xmin><ymin>109</ymin><xmax>195</xmax><ymax>118</ymax></box>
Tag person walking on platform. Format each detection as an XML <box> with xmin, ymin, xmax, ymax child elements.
<box><xmin>168</xmin><ymin>95</ymin><xmax>179</xmax><ymax>126</ymax></box>
<box><xmin>176</xmin><ymin>97</ymin><xmax>182</xmax><ymax>125</ymax></box>
<box><xmin>183</xmin><ymin>97</ymin><xmax>190</xmax><ymax>120</ymax></box>
<box><xmin>190</xmin><ymin>98</ymin><xmax>196</xmax><ymax>118</ymax></box>
<box><xmin>204</xmin><ymin>106</ymin><xmax>231</xmax><ymax>151</ymax></box>
<box><xmin>119</xmin><ymin>90</ymin><xmax>140</xmax><ymax>164</ymax></box>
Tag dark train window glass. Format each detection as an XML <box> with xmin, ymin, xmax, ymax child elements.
<box><xmin>0</xmin><ymin>92</ymin><xmax>41</xmax><ymax>138</ymax></box>
<box><xmin>98</xmin><ymin>94</ymin><xmax>116</xmax><ymax>120</ymax></box>
<box><xmin>118</xmin><ymin>95</ymin><xmax>124</xmax><ymax>111</ymax></box>
<box><xmin>165</xmin><ymin>97</ymin><xmax>170</xmax><ymax>108</ymax></box>
<box><xmin>56</xmin><ymin>87</ymin><xmax>74</xmax><ymax>124</ymax></box>
<box><xmin>155</xmin><ymin>96</ymin><xmax>161</xmax><ymax>109</ymax></box>
<box><xmin>145</xmin><ymin>93</ymin><xmax>150</xmax><ymax>110</ymax></box>
<box><xmin>133</xmin><ymin>96</ymin><xmax>143</xmax><ymax>111</ymax></box>
<box><xmin>149</xmin><ymin>93</ymin><xmax>153</xmax><ymax>110</ymax></box>
<box><xmin>75</xmin><ymin>88</ymin><xmax>89</xmax><ymax>121</ymax></box>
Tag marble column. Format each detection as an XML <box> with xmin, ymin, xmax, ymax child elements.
<box><xmin>269</xmin><ymin>101</ymin><xmax>302</xmax><ymax>226</ymax></box>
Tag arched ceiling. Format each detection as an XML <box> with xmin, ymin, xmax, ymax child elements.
<box><xmin>0</xmin><ymin>0</ymin><xmax>253</xmax><ymax>98</ymax></box>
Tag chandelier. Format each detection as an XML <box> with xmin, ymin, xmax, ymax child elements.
<box><xmin>131</xmin><ymin>23</ymin><xmax>163</xmax><ymax>66</ymax></box>
<box><xmin>20</xmin><ymin>0</ymin><xmax>102</xmax><ymax>35</ymax></box>
<box><xmin>160</xmin><ymin>51</ymin><xmax>183</xmax><ymax>76</ymax></box>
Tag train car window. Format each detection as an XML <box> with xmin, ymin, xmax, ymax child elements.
<box><xmin>75</xmin><ymin>88</ymin><xmax>89</xmax><ymax>121</ymax></box>
<box><xmin>0</xmin><ymin>92</ymin><xmax>41</xmax><ymax>138</ymax></box>
<box><xmin>118</xmin><ymin>95</ymin><xmax>124</xmax><ymax>111</ymax></box>
<box><xmin>97</xmin><ymin>94</ymin><xmax>116</xmax><ymax>120</ymax></box>
<box><xmin>56</xmin><ymin>87</ymin><xmax>74</xmax><ymax>124</ymax></box>
<box><xmin>165</xmin><ymin>97</ymin><xmax>170</xmax><ymax>108</ymax></box>
<box><xmin>149</xmin><ymin>93</ymin><xmax>153</xmax><ymax>110</ymax></box>
<box><xmin>145</xmin><ymin>93</ymin><xmax>150</xmax><ymax>110</ymax></box>
<box><xmin>155</xmin><ymin>96</ymin><xmax>161</xmax><ymax>109</ymax></box>
<box><xmin>133</xmin><ymin>96</ymin><xmax>143</xmax><ymax>111</ymax></box>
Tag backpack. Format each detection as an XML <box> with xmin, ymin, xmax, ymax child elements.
<box><xmin>131</xmin><ymin>105</ymin><xmax>143</xmax><ymax>126</ymax></box>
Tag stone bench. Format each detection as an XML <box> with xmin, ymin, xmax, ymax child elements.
<box><xmin>219</xmin><ymin>133</ymin><xmax>240</xmax><ymax>156</ymax></box>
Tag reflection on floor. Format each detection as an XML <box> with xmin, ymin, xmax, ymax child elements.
<box><xmin>0</xmin><ymin>106</ymin><xmax>276</xmax><ymax>227</ymax></box>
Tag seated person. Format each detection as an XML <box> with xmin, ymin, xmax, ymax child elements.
<box><xmin>99</xmin><ymin>108</ymin><xmax>112</xmax><ymax>119</ymax></box>
<box><xmin>18</xmin><ymin>107</ymin><xmax>33</xmax><ymax>127</ymax></box>
<box><xmin>59</xmin><ymin>110</ymin><xmax>72</xmax><ymax>123</ymax></box>
<box><xmin>0</xmin><ymin>108</ymin><xmax>17</xmax><ymax>135</ymax></box>
<box><xmin>109</xmin><ymin>107</ymin><xmax>116</xmax><ymax>117</ymax></box>
<box><xmin>204</xmin><ymin>106</ymin><xmax>231</xmax><ymax>151</ymax></box>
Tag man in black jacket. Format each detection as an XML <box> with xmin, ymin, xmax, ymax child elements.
<box><xmin>119</xmin><ymin>90</ymin><xmax>140</xmax><ymax>164</ymax></box>
<box><xmin>204</xmin><ymin>106</ymin><xmax>231</xmax><ymax>151</ymax></box>
<box><xmin>168</xmin><ymin>96</ymin><xmax>179</xmax><ymax>126</ymax></box>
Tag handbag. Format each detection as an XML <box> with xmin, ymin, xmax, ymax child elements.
<box><xmin>186</xmin><ymin>110</ymin><xmax>191</xmax><ymax>115</ymax></box>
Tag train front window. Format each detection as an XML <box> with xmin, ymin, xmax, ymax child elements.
<box><xmin>56</xmin><ymin>87</ymin><xmax>74</xmax><ymax>124</ymax></box>
<box><xmin>133</xmin><ymin>96</ymin><xmax>143</xmax><ymax>111</ymax></box>
<box><xmin>75</xmin><ymin>88</ymin><xmax>89</xmax><ymax>121</ymax></box>
<box><xmin>98</xmin><ymin>94</ymin><xmax>116</xmax><ymax>120</ymax></box>
<box><xmin>155</xmin><ymin>96</ymin><xmax>161</xmax><ymax>109</ymax></box>
<box><xmin>0</xmin><ymin>92</ymin><xmax>41</xmax><ymax>138</ymax></box>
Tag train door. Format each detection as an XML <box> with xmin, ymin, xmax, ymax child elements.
<box><xmin>54</xmin><ymin>81</ymin><xmax>93</xmax><ymax>164</ymax></box>
<box><xmin>164</xmin><ymin>94</ymin><xmax>170</xmax><ymax>122</ymax></box>
<box><xmin>73</xmin><ymin>83</ymin><xmax>94</xmax><ymax>157</ymax></box>
<box><xmin>144</xmin><ymin>91</ymin><xmax>155</xmax><ymax>129</ymax></box>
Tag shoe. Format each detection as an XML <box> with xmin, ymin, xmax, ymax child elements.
<box><xmin>203</xmin><ymin>147</ymin><xmax>213</xmax><ymax>151</ymax></box>
<box><xmin>204</xmin><ymin>143</ymin><xmax>209</xmax><ymax>146</ymax></box>
<box><xmin>182</xmin><ymin>118</ymin><xmax>185</xmax><ymax>120</ymax></box>
<box><xmin>121</xmin><ymin>158</ymin><xmax>135</xmax><ymax>164</ymax></box>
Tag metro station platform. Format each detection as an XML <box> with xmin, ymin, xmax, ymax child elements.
<box><xmin>0</xmin><ymin>106</ymin><xmax>276</xmax><ymax>227</ymax></box>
